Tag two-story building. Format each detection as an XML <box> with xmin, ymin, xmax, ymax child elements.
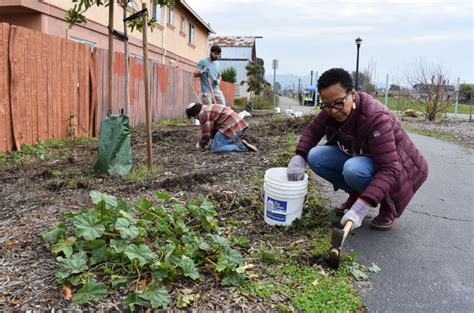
<box><xmin>0</xmin><ymin>0</ymin><xmax>214</xmax><ymax>72</ymax></box>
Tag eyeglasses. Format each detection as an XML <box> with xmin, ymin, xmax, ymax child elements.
<box><xmin>318</xmin><ymin>92</ymin><xmax>351</xmax><ymax>112</ymax></box>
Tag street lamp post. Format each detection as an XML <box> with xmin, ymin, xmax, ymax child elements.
<box><xmin>310</xmin><ymin>70</ymin><xmax>314</xmax><ymax>106</ymax></box>
<box><xmin>355</xmin><ymin>37</ymin><xmax>362</xmax><ymax>90</ymax></box>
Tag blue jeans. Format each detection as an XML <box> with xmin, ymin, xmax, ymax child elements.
<box><xmin>211</xmin><ymin>131</ymin><xmax>247</xmax><ymax>153</ymax></box>
<box><xmin>307</xmin><ymin>145</ymin><xmax>375</xmax><ymax>193</ymax></box>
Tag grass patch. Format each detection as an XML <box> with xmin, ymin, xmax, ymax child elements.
<box><xmin>403</xmin><ymin>124</ymin><xmax>455</xmax><ymax>141</ymax></box>
<box><xmin>154</xmin><ymin>117</ymin><xmax>190</xmax><ymax>127</ymax></box>
<box><xmin>0</xmin><ymin>137</ymin><xmax>97</xmax><ymax>167</ymax></box>
<box><xmin>376</xmin><ymin>96</ymin><xmax>473</xmax><ymax>115</ymax></box>
<box><xmin>234</xmin><ymin>96</ymin><xmax>279</xmax><ymax>110</ymax></box>
<box><xmin>241</xmin><ymin>264</ymin><xmax>362</xmax><ymax>311</ymax></box>
<box><xmin>126</xmin><ymin>164</ymin><xmax>162</xmax><ymax>181</ymax></box>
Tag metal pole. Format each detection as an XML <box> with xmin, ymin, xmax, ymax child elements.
<box><xmin>314</xmin><ymin>71</ymin><xmax>319</xmax><ymax>104</ymax></box>
<box><xmin>384</xmin><ymin>73</ymin><xmax>389</xmax><ymax>106</ymax></box>
<box><xmin>355</xmin><ymin>45</ymin><xmax>360</xmax><ymax>90</ymax></box>
<box><xmin>298</xmin><ymin>78</ymin><xmax>301</xmax><ymax>105</ymax></box>
<box><xmin>355</xmin><ymin>37</ymin><xmax>362</xmax><ymax>90</ymax></box>
<box><xmin>454</xmin><ymin>77</ymin><xmax>460</xmax><ymax>115</ymax></box>
<box><xmin>273</xmin><ymin>66</ymin><xmax>276</xmax><ymax>112</ymax></box>
<box><xmin>470</xmin><ymin>93</ymin><xmax>472</xmax><ymax>122</ymax></box>
<box><xmin>107</xmin><ymin>0</ymin><xmax>114</xmax><ymax>112</ymax></box>
<box><xmin>142</xmin><ymin>2</ymin><xmax>153</xmax><ymax>169</ymax></box>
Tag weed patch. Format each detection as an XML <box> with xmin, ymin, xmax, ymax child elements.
<box><xmin>241</xmin><ymin>264</ymin><xmax>362</xmax><ymax>311</ymax></box>
<box><xmin>126</xmin><ymin>165</ymin><xmax>162</xmax><ymax>181</ymax></box>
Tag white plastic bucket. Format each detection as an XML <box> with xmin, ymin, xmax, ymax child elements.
<box><xmin>263</xmin><ymin>167</ymin><xmax>308</xmax><ymax>226</ymax></box>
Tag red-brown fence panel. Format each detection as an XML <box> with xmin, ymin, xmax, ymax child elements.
<box><xmin>0</xmin><ymin>23</ymin><xmax>12</xmax><ymax>153</ymax></box>
<box><xmin>94</xmin><ymin>49</ymin><xmax>197</xmax><ymax>129</ymax></box>
<box><xmin>8</xmin><ymin>26</ymin><xmax>93</xmax><ymax>150</ymax></box>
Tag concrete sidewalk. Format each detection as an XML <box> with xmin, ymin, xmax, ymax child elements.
<box><xmin>313</xmin><ymin>134</ymin><xmax>474</xmax><ymax>312</ymax></box>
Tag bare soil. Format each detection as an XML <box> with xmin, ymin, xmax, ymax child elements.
<box><xmin>0</xmin><ymin>111</ymin><xmax>315</xmax><ymax>311</ymax></box>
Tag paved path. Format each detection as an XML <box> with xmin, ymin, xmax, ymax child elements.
<box><xmin>279</xmin><ymin>96</ymin><xmax>474</xmax><ymax>312</ymax></box>
<box><xmin>344</xmin><ymin>134</ymin><xmax>474</xmax><ymax>312</ymax></box>
<box><xmin>277</xmin><ymin>96</ymin><xmax>316</xmax><ymax>115</ymax></box>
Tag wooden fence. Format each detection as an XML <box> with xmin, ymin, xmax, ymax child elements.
<box><xmin>0</xmin><ymin>23</ymin><xmax>235</xmax><ymax>152</ymax></box>
<box><xmin>0</xmin><ymin>24</ymin><xmax>11</xmax><ymax>153</ymax></box>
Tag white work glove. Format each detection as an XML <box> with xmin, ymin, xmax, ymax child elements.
<box><xmin>196</xmin><ymin>142</ymin><xmax>203</xmax><ymax>150</ymax></box>
<box><xmin>216</xmin><ymin>78</ymin><xmax>221</xmax><ymax>85</ymax></box>
<box><xmin>286</xmin><ymin>155</ymin><xmax>306</xmax><ymax>181</ymax></box>
<box><xmin>341</xmin><ymin>198</ymin><xmax>372</xmax><ymax>230</ymax></box>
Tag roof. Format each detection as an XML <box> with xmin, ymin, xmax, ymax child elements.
<box><xmin>179</xmin><ymin>0</ymin><xmax>214</xmax><ymax>34</ymax></box>
<box><xmin>209</xmin><ymin>36</ymin><xmax>259</xmax><ymax>47</ymax></box>
<box><xmin>220</xmin><ymin>46</ymin><xmax>253</xmax><ymax>60</ymax></box>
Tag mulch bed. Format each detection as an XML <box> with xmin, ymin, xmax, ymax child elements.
<box><xmin>0</xmin><ymin>111</ymin><xmax>314</xmax><ymax>311</ymax></box>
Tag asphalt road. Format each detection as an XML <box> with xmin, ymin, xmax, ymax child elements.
<box><xmin>278</xmin><ymin>96</ymin><xmax>474</xmax><ymax>312</ymax></box>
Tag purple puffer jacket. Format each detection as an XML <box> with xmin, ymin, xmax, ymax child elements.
<box><xmin>296</xmin><ymin>92</ymin><xmax>428</xmax><ymax>216</ymax></box>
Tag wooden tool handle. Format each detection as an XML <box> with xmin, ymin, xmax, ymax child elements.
<box><xmin>341</xmin><ymin>220</ymin><xmax>353</xmax><ymax>244</ymax></box>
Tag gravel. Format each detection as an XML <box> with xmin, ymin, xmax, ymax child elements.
<box><xmin>401</xmin><ymin>119</ymin><xmax>474</xmax><ymax>148</ymax></box>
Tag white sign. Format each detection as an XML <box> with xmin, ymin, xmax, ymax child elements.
<box><xmin>272</xmin><ymin>59</ymin><xmax>278</xmax><ymax>69</ymax></box>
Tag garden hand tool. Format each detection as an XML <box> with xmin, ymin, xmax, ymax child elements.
<box><xmin>326</xmin><ymin>219</ymin><xmax>353</xmax><ymax>269</ymax></box>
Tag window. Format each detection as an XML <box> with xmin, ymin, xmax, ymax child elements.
<box><xmin>181</xmin><ymin>15</ymin><xmax>186</xmax><ymax>32</ymax></box>
<box><xmin>189</xmin><ymin>23</ymin><xmax>195</xmax><ymax>44</ymax></box>
<box><xmin>70</xmin><ymin>36</ymin><xmax>97</xmax><ymax>49</ymax></box>
<box><xmin>168</xmin><ymin>7</ymin><xmax>174</xmax><ymax>24</ymax></box>
<box><xmin>130</xmin><ymin>53</ymin><xmax>143</xmax><ymax>60</ymax></box>
<box><xmin>153</xmin><ymin>4</ymin><xmax>164</xmax><ymax>24</ymax></box>
<box><xmin>127</xmin><ymin>0</ymin><xmax>139</xmax><ymax>11</ymax></box>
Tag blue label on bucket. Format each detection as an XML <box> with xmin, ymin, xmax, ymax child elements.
<box><xmin>267</xmin><ymin>197</ymin><xmax>287</xmax><ymax>214</ymax></box>
<box><xmin>266</xmin><ymin>210</ymin><xmax>286</xmax><ymax>222</ymax></box>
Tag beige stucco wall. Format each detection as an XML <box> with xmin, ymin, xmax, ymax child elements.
<box><xmin>41</xmin><ymin>0</ymin><xmax>209</xmax><ymax>63</ymax></box>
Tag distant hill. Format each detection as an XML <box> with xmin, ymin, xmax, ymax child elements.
<box><xmin>266</xmin><ymin>74</ymin><xmax>393</xmax><ymax>91</ymax></box>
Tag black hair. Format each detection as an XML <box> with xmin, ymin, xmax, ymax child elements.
<box><xmin>210</xmin><ymin>45</ymin><xmax>221</xmax><ymax>54</ymax></box>
<box><xmin>317</xmin><ymin>68</ymin><xmax>353</xmax><ymax>92</ymax></box>
<box><xmin>186</xmin><ymin>103</ymin><xmax>202</xmax><ymax>119</ymax></box>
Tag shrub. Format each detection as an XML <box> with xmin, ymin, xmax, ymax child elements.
<box><xmin>221</xmin><ymin>67</ymin><xmax>237</xmax><ymax>84</ymax></box>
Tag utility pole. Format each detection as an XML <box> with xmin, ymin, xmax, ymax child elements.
<box><xmin>384</xmin><ymin>74</ymin><xmax>389</xmax><ymax>106</ymax></box>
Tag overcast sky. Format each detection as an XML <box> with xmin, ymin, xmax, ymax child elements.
<box><xmin>186</xmin><ymin>0</ymin><xmax>473</xmax><ymax>85</ymax></box>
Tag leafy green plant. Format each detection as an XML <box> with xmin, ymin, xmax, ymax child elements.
<box><xmin>67</xmin><ymin>114</ymin><xmax>88</xmax><ymax>141</ymax></box>
<box><xmin>42</xmin><ymin>191</ymin><xmax>248</xmax><ymax>309</ymax></box>
<box><xmin>221</xmin><ymin>67</ymin><xmax>237</xmax><ymax>84</ymax></box>
<box><xmin>345</xmin><ymin>261</ymin><xmax>382</xmax><ymax>281</ymax></box>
